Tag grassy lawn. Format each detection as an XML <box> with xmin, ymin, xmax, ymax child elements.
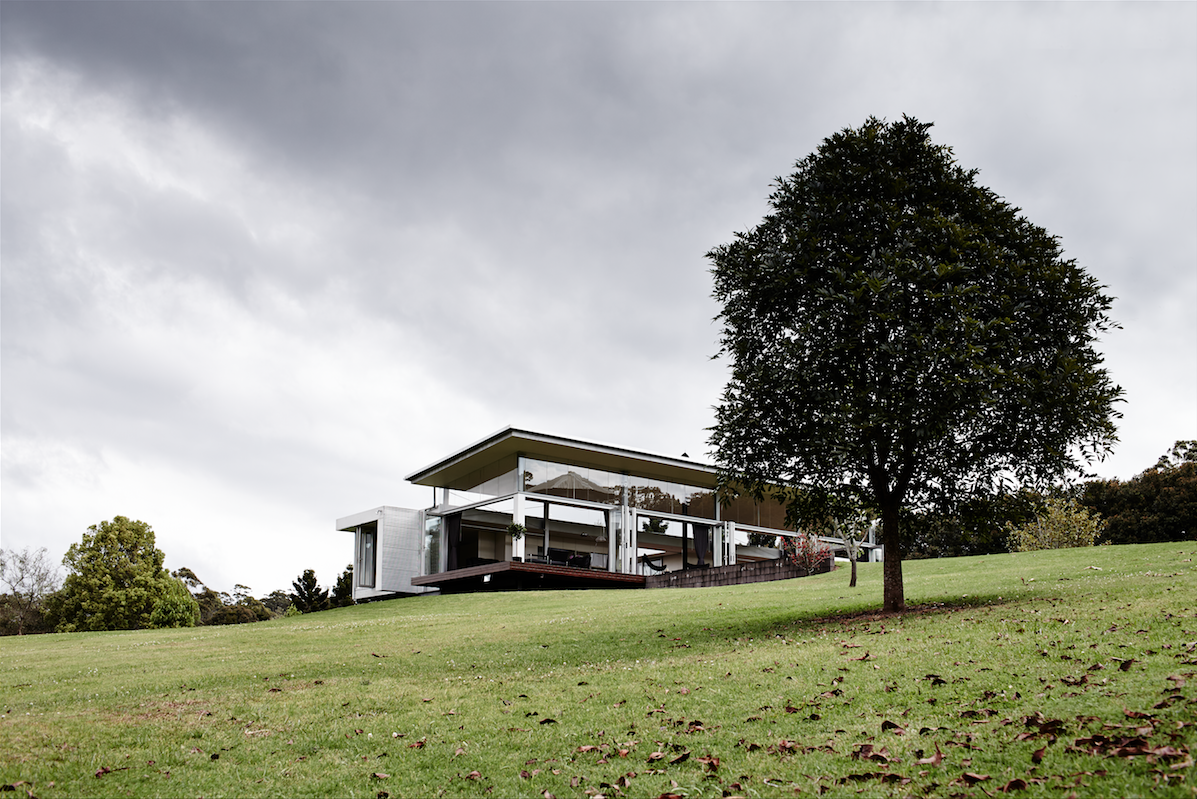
<box><xmin>2</xmin><ymin>542</ymin><xmax>1195</xmax><ymax>798</ymax></box>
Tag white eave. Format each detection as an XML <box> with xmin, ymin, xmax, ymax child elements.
<box><xmin>405</xmin><ymin>427</ymin><xmax>719</xmax><ymax>490</ymax></box>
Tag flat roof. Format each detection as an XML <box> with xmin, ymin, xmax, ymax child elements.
<box><xmin>405</xmin><ymin>427</ymin><xmax>719</xmax><ymax>490</ymax></box>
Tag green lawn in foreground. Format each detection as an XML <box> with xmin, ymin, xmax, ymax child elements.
<box><xmin>1</xmin><ymin>543</ymin><xmax>1194</xmax><ymax>798</ymax></box>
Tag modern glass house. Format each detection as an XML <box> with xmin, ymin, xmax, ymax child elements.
<box><xmin>336</xmin><ymin>427</ymin><xmax>879</xmax><ymax>600</ymax></box>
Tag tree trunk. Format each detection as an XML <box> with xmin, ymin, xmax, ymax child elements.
<box><xmin>880</xmin><ymin>498</ymin><xmax>904</xmax><ymax>612</ymax></box>
<box><xmin>842</xmin><ymin>520</ymin><xmax>858</xmax><ymax>588</ymax></box>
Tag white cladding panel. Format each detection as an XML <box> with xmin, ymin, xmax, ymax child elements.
<box><xmin>379</xmin><ymin>506</ymin><xmax>431</xmax><ymax>593</ymax></box>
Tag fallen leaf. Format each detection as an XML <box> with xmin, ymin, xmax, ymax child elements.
<box><xmin>916</xmin><ymin>743</ymin><xmax>943</xmax><ymax>766</ymax></box>
<box><xmin>464</xmin><ymin>771</ymin><xmax>481</xmax><ymax>780</ymax></box>
<box><xmin>371</xmin><ymin>772</ymin><xmax>390</xmax><ymax>780</ymax></box>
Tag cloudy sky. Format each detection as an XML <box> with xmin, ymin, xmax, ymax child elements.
<box><xmin>3</xmin><ymin>2</ymin><xmax>1194</xmax><ymax>597</ymax></box>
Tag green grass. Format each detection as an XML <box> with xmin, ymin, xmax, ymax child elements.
<box><xmin>2</xmin><ymin>543</ymin><xmax>1195</xmax><ymax>798</ymax></box>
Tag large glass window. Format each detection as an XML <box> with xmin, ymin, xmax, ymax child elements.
<box><xmin>719</xmin><ymin>490</ymin><xmax>790</xmax><ymax>530</ymax></box>
<box><xmin>524</xmin><ymin>459</ymin><xmax>622</xmax><ymax>505</ymax></box>
<box><xmin>462</xmin><ymin>467</ymin><xmax>518</xmax><ymax>498</ymax></box>
<box><xmin>523</xmin><ymin>458</ymin><xmax>723</xmax><ymax>522</ymax></box>
<box><xmin>357</xmin><ymin>522</ymin><xmax>377</xmax><ymax>587</ymax></box>
<box><xmin>424</xmin><ymin>516</ymin><xmax>442</xmax><ymax>575</ymax></box>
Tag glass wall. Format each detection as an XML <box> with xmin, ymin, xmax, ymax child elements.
<box><xmin>424</xmin><ymin>516</ymin><xmax>442</xmax><ymax>575</ymax></box>
<box><xmin>524</xmin><ymin>459</ymin><xmax>623</xmax><ymax>504</ymax></box>
<box><xmin>523</xmin><ymin>458</ymin><xmax>718</xmax><ymax>519</ymax></box>
<box><xmin>449</xmin><ymin>454</ymin><xmax>789</xmax><ymax>532</ymax></box>
<box><xmin>721</xmin><ymin>491</ymin><xmax>789</xmax><ymax>530</ymax></box>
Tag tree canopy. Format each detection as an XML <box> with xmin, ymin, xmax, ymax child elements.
<box><xmin>1081</xmin><ymin>440</ymin><xmax>1197</xmax><ymax>545</ymax></box>
<box><xmin>45</xmin><ymin>516</ymin><xmax>197</xmax><ymax>632</ymax></box>
<box><xmin>709</xmin><ymin>116</ymin><xmax>1122</xmax><ymax>612</ymax></box>
<box><xmin>332</xmin><ymin>564</ymin><xmax>355</xmax><ymax>608</ymax></box>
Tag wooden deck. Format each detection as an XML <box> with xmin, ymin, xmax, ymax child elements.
<box><xmin>410</xmin><ymin>560</ymin><xmax>645</xmax><ymax>593</ymax></box>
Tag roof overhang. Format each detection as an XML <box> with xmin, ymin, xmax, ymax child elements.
<box><xmin>405</xmin><ymin>427</ymin><xmax>719</xmax><ymax>490</ymax></box>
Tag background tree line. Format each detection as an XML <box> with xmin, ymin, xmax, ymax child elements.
<box><xmin>903</xmin><ymin>440</ymin><xmax>1196</xmax><ymax>558</ymax></box>
<box><xmin>0</xmin><ymin>515</ymin><xmax>356</xmax><ymax>636</ymax></box>
<box><xmin>726</xmin><ymin>440</ymin><xmax>1192</xmax><ymax>562</ymax></box>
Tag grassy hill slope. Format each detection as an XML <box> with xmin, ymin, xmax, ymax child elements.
<box><xmin>2</xmin><ymin>543</ymin><xmax>1195</xmax><ymax>798</ymax></box>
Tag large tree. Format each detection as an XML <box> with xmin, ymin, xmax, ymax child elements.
<box><xmin>45</xmin><ymin>516</ymin><xmax>195</xmax><ymax>631</ymax></box>
<box><xmin>709</xmin><ymin>116</ymin><xmax>1122</xmax><ymax>612</ymax></box>
<box><xmin>0</xmin><ymin>547</ymin><xmax>61</xmax><ymax>635</ymax></box>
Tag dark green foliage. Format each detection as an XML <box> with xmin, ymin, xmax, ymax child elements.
<box><xmin>708</xmin><ymin>116</ymin><xmax>1123</xmax><ymax>612</ymax></box>
<box><xmin>260</xmin><ymin>589</ymin><xmax>292</xmax><ymax>616</ymax></box>
<box><xmin>177</xmin><ymin>572</ymin><xmax>274</xmax><ymax>625</ymax></box>
<box><xmin>1081</xmin><ymin>441</ymin><xmax>1197</xmax><ymax>544</ymax></box>
<box><xmin>45</xmin><ymin>516</ymin><xmax>197</xmax><ymax>632</ymax></box>
<box><xmin>640</xmin><ymin>518</ymin><xmax>669</xmax><ymax>535</ymax></box>
<box><xmin>332</xmin><ymin>565</ymin><xmax>355</xmax><ymax>608</ymax></box>
<box><xmin>906</xmin><ymin>490</ymin><xmax>1043</xmax><ymax>558</ymax></box>
<box><xmin>206</xmin><ymin>601</ymin><xmax>271</xmax><ymax>625</ymax></box>
<box><xmin>0</xmin><ymin>594</ymin><xmax>53</xmax><ymax>636</ymax></box>
<box><xmin>290</xmin><ymin>569</ymin><xmax>329</xmax><ymax>614</ymax></box>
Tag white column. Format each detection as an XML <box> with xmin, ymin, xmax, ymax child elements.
<box><xmin>606</xmin><ymin>510</ymin><xmax>616</xmax><ymax>572</ymax></box>
<box><xmin>627</xmin><ymin>510</ymin><xmax>639</xmax><ymax>574</ymax></box>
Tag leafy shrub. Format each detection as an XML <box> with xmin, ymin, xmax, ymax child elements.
<box><xmin>148</xmin><ymin>578</ymin><xmax>200</xmax><ymax>628</ymax></box>
<box><xmin>1007</xmin><ymin>498</ymin><xmax>1105</xmax><ymax>552</ymax></box>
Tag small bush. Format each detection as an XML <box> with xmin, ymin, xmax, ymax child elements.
<box><xmin>1007</xmin><ymin>497</ymin><xmax>1105</xmax><ymax>552</ymax></box>
<box><xmin>779</xmin><ymin>533</ymin><xmax>832</xmax><ymax>572</ymax></box>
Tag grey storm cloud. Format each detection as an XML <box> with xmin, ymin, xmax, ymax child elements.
<box><xmin>2</xmin><ymin>1</ymin><xmax>1193</xmax><ymax>594</ymax></box>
